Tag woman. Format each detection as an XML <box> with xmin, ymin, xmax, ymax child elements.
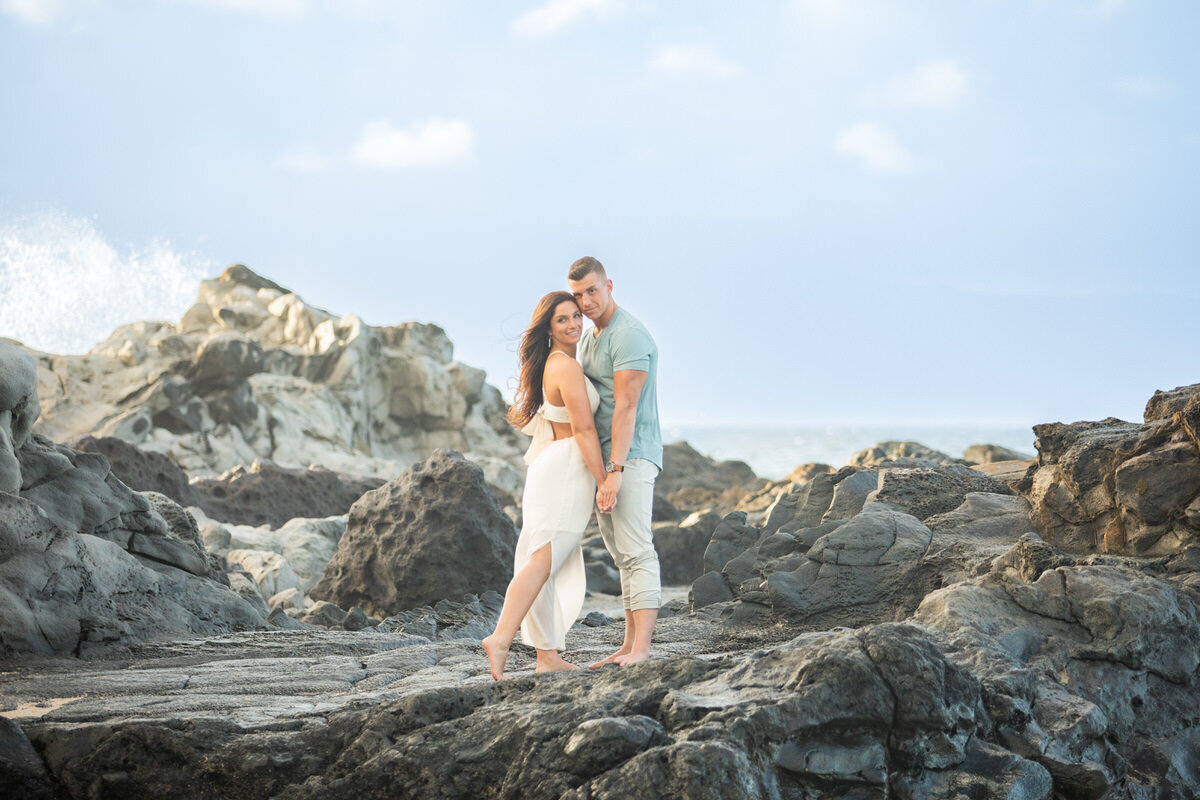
<box><xmin>482</xmin><ymin>292</ymin><xmax>610</xmax><ymax>680</ymax></box>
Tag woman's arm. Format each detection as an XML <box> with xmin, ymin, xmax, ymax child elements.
<box><xmin>548</xmin><ymin>358</ymin><xmax>607</xmax><ymax>488</ymax></box>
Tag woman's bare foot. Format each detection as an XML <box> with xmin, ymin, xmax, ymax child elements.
<box><xmin>588</xmin><ymin>647</ymin><xmax>631</xmax><ymax>669</ymax></box>
<box><xmin>535</xmin><ymin>651</ymin><xmax>579</xmax><ymax>673</ymax></box>
<box><xmin>482</xmin><ymin>634</ymin><xmax>510</xmax><ymax>681</ymax></box>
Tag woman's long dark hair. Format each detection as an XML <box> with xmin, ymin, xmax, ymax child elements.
<box><xmin>508</xmin><ymin>291</ymin><xmax>579</xmax><ymax>429</ymax></box>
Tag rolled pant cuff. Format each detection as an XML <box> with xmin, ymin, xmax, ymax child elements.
<box><xmin>625</xmin><ymin>591</ymin><xmax>661</xmax><ymax>611</ymax></box>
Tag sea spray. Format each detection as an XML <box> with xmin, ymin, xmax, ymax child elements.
<box><xmin>0</xmin><ymin>210</ymin><xmax>212</xmax><ymax>354</ymax></box>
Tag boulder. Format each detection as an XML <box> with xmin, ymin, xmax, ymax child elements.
<box><xmin>652</xmin><ymin>511</ymin><xmax>720</xmax><ymax>585</ymax></box>
<box><xmin>71</xmin><ymin>435</ymin><xmax>199</xmax><ymax>506</ymax></box>
<box><xmin>1020</xmin><ymin>395</ymin><xmax>1200</xmax><ymax>556</ymax></box>
<box><xmin>657</xmin><ymin>441</ymin><xmax>761</xmax><ymax>497</ymax></box>
<box><xmin>870</xmin><ymin>464</ymin><xmax>1013</xmax><ymax>522</ymax></box>
<box><xmin>963</xmin><ymin>443</ymin><xmax>1034</xmax><ymax>464</ymax></box>
<box><xmin>309</xmin><ymin>450</ymin><xmax>517</xmax><ymax>618</ymax></box>
<box><xmin>189</xmin><ymin>460</ymin><xmax>383</xmax><ymax>529</ymax></box>
<box><xmin>847</xmin><ymin>441</ymin><xmax>962</xmax><ymax>469</ymax></box>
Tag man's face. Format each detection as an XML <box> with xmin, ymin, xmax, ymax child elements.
<box><xmin>568</xmin><ymin>273</ymin><xmax>613</xmax><ymax>321</ymax></box>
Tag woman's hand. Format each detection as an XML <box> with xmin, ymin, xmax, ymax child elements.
<box><xmin>596</xmin><ymin>473</ymin><xmax>621</xmax><ymax>513</ymax></box>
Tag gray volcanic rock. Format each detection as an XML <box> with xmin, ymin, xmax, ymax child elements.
<box><xmin>963</xmin><ymin>442</ymin><xmax>1034</xmax><ymax>464</ymax></box>
<box><xmin>657</xmin><ymin>441</ymin><xmax>765</xmax><ymax>512</ymax></box>
<box><xmin>17</xmin><ymin>433</ymin><xmax>168</xmax><ymax>549</ymax></box>
<box><xmin>309</xmin><ymin>450</ymin><xmax>517</xmax><ymax>618</ymax></box>
<box><xmin>870</xmin><ymin>463</ymin><xmax>1013</xmax><ymax>522</ymax></box>
<box><xmin>25</xmin><ymin>264</ymin><xmax>525</xmax><ymax>480</ymax></box>
<box><xmin>189</xmin><ymin>460</ymin><xmax>385</xmax><ymax>528</ymax></box>
<box><xmin>915</xmin><ymin>551</ymin><xmax>1200</xmax><ymax>799</ymax></box>
<box><xmin>652</xmin><ymin>511</ymin><xmax>720</xmax><ymax>585</ymax></box>
<box><xmin>657</xmin><ymin>441</ymin><xmax>760</xmax><ymax>496</ymax></box>
<box><xmin>0</xmin><ymin>340</ymin><xmax>39</xmax><ymax>495</ymax></box>
<box><xmin>1144</xmin><ymin>381</ymin><xmax>1200</xmax><ymax>422</ymax></box>
<box><xmin>0</xmin><ymin>493</ymin><xmax>264</xmax><ymax>656</ymax></box>
<box><xmin>847</xmin><ymin>440</ymin><xmax>963</xmax><ymax>468</ymax></box>
<box><xmin>0</xmin><ymin>717</ymin><xmax>55</xmax><ymax>800</ymax></box>
<box><xmin>71</xmin><ymin>435</ymin><xmax>199</xmax><ymax>505</ymax></box>
<box><xmin>1022</xmin><ymin>396</ymin><xmax>1200</xmax><ymax>555</ymax></box>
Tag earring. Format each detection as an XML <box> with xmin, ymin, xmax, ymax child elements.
<box><xmin>547</xmin><ymin>333</ymin><xmax>553</xmax><ymax>348</ymax></box>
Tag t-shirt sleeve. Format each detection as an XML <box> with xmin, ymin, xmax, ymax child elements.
<box><xmin>610</xmin><ymin>326</ymin><xmax>653</xmax><ymax>371</ymax></box>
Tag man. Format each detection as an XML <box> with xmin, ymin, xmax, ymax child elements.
<box><xmin>567</xmin><ymin>256</ymin><xmax>662</xmax><ymax>667</ymax></box>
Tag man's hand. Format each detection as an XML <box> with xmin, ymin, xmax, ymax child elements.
<box><xmin>596</xmin><ymin>472</ymin><xmax>622</xmax><ymax>513</ymax></box>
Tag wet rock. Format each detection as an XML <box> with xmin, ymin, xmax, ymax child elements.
<box><xmin>309</xmin><ymin>451</ymin><xmax>516</xmax><ymax>618</ymax></box>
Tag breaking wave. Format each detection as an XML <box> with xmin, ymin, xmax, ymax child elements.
<box><xmin>0</xmin><ymin>211</ymin><xmax>213</xmax><ymax>354</ymax></box>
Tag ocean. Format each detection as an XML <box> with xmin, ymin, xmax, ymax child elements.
<box><xmin>665</xmin><ymin>425</ymin><xmax>1037</xmax><ymax>481</ymax></box>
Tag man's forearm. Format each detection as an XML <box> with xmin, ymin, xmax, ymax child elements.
<box><xmin>609</xmin><ymin>402</ymin><xmax>637</xmax><ymax>466</ymax></box>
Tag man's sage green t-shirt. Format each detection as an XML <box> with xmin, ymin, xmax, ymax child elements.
<box><xmin>578</xmin><ymin>307</ymin><xmax>662</xmax><ymax>470</ymax></box>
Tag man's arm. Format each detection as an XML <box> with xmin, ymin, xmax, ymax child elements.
<box><xmin>600</xmin><ymin>368</ymin><xmax>647</xmax><ymax>498</ymax></box>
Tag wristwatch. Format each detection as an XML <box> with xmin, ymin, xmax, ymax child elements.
<box><xmin>605</xmin><ymin>461</ymin><xmax>624</xmax><ymax>473</ymax></box>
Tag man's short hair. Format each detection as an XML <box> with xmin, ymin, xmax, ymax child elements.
<box><xmin>568</xmin><ymin>256</ymin><xmax>607</xmax><ymax>282</ymax></box>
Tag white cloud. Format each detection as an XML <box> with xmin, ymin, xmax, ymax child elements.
<box><xmin>349</xmin><ymin>119</ymin><xmax>475</xmax><ymax>170</ymax></box>
<box><xmin>877</xmin><ymin>60</ymin><xmax>969</xmax><ymax>109</ymax></box>
<box><xmin>650</xmin><ymin>44</ymin><xmax>742</xmax><ymax>79</ymax></box>
<box><xmin>1</xmin><ymin>0</ymin><xmax>68</xmax><ymax>26</ymax></box>
<box><xmin>510</xmin><ymin>0</ymin><xmax>623</xmax><ymax>38</ymax></box>
<box><xmin>834</xmin><ymin>122</ymin><xmax>914</xmax><ymax>174</ymax></box>
<box><xmin>273</xmin><ymin>143</ymin><xmax>333</xmax><ymax>172</ymax></box>
<box><xmin>1114</xmin><ymin>75</ymin><xmax>1169</xmax><ymax>99</ymax></box>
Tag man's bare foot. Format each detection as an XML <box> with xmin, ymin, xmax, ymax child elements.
<box><xmin>481</xmin><ymin>634</ymin><xmax>510</xmax><ymax>681</ymax></box>
<box><xmin>613</xmin><ymin>649</ymin><xmax>650</xmax><ymax>666</ymax></box>
<box><xmin>535</xmin><ymin>652</ymin><xmax>579</xmax><ymax>673</ymax></box>
<box><xmin>589</xmin><ymin>648</ymin><xmax>632</xmax><ymax>669</ymax></box>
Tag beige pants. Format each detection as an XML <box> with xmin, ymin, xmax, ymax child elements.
<box><xmin>596</xmin><ymin>458</ymin><xmax>661</xmax><ymax>611</ymax></box>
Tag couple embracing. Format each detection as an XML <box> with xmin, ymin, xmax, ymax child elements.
<box><xmin>482</xmin><ymin>257</ymin><xmax>662</xmax><ymax>680</ymax></box>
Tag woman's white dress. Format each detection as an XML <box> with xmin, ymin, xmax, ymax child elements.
<box><xmin>516</xmin><ymin>365</ymin><xmax>600</xmax><ymax>651</ymax></box>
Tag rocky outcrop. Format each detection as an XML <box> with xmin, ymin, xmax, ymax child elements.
<box><xmin>24</xmin><ymin>264</ymin><xmax>524</xmax><ymax>481</ymax></box>
<box><xmin>657</xmin><ymin>441</ymin><xmax>765</xmax><ymax>512</ymax></box>
<box><xmin>0</xmin><ymin>353</ymin><xmax>267</xmax><ymax>656</ymax></box>
<box><xmin>847</xmin><ymin>440</ymin><xmax>963</xmax><ymax>468</ymax></box>
<box><xmin>963</xmin><ymin>442</ymin><xmax>1034</xmax><ymax>464</ymax></box>
<box><xmin>0</xmin><ymin>492</ymin><xmax>264</xmax><ymax>656</ymax></box>
<box><xmin>1021</xmin><ymin>384</ymin><xmax>1200</xmax><ymax>556</ymax></box>
<box><xmin>309</xmin><ymin>450</ymin><xmax>517</xmax><ymax>618</ymax></box>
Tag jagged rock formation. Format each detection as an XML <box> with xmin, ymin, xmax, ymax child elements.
<box><xmin>0</xmin><ymin>341</ymin><xmax>266</xmax><ymax>656</ymax></box>
<box><xmin>656</xmin><ymin>441</ymin><xmax>766</xmax><ymax>513</ymax></box>
<box><xmin>24</xmin><ymin>264</ymin><xmax>524</xmax><ymax>480</ymax></box>
<box><xmin>72</xmin><ymin>435</ymin><xmax>385</xmax><ymax>528</ymax></box>
<box><xmin>1022</xmin><ymin>382</ymin><xmax>1200</xmax><ymax>556</ymax></box>
<box><xmin>309</xmin><ymin>450</ymin><xmax>517</xmax><ymax>619</ymax></box>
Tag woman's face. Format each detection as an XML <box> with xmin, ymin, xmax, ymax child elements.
<box><xmin>549</xmin><ymin>300</ymin><xmax>584</xmax><ymax>347</ymax></box>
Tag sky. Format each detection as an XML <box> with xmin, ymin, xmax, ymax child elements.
<box><xmin>1</xmin><ymin>0</ymin><xmax>1197</xmax><ymax>429</ymax></box>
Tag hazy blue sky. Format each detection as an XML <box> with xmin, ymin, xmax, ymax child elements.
<box><xmin>2</xmin><ymin>0</ymin><xmax>1197</xmax><ymax>428</ymax></box>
